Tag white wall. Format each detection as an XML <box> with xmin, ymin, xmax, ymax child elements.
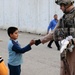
<box><xmin>0</xmin><ymin>0</ymin><xmax>74</xmax><ymax>34</ymax></box>
<box><xmin>3</xmin><ymin>0</ymin><xmax>19</xmax><ymax>28</ymax></box>
<box><xmin>0</xmin><ymin>0</ymin><xmax>4</xmax><ymax>27</ymax></box>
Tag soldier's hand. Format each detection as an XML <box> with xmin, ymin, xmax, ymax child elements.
<box><xmin>35</xmin><ymin>39</ymin><xmax>41</xmax><ymax>46</ymax></box>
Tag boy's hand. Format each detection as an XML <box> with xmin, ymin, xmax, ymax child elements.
<box><xmin>30</xmin><ymin>40</ymin><xmax>35</xmax><ymax>46</ymax></box>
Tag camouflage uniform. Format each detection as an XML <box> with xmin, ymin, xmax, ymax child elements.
<box><xmin>54</xmin><ymin>7</ymin><xmax>75</xmax><ymax>41</ymax></box>
<box><xmin>55</xmin><ymin>0</ymin><xmax>75</xmax><ymax>75</ymax></box>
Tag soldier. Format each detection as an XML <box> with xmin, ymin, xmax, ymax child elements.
<box><xmin>35</xmin><ymin>0</ymin><xmax>75</xmax><ymax>75</ymax></box>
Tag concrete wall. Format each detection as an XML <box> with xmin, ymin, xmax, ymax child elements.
<box><xmin>0</xmin><ymin>0</ymin><xmax>74</xmax><ymax>34</ymax></box>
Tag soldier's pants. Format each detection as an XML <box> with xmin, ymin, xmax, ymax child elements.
<box><xmin>60</xmin><ymin>41</ymin><xmax>75</xmax><ymax>75</ymax></box>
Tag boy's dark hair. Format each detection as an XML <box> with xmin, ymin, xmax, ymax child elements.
<box><xmin>7</xmin><ymin>27</ymin><xmax>18</xmax><ymax>36</ymax></box>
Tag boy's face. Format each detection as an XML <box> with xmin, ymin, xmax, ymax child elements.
<box><xmin>10</xmin><ymin>30</ymin><xmax>18</xmax><ymax>40</ymax></box>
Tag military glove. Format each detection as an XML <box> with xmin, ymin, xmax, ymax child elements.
<box><xmin>35</xmin><ymin>39</ymin><xmax>41</xmax><ymax>46</ymax></box>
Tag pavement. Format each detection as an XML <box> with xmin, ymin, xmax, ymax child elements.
<box><xmin>0</xmin><ymin>29</ymin><xmax>60</xmax><ymax>75</ymax></box>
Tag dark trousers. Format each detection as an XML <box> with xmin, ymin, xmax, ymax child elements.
<box><xmin>48</xmin><ymin>40</ymin><xmax>60</xmax><ymax>50</ymax></box>
<box><xmin>8</xmin><ymin>64</ymin><xmax>21</xmax><ymax>75</ymax></box>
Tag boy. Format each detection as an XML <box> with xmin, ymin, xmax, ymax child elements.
<box><xmin>7</xmin><ymin>27</ymin><xmax>35</xmax><ymax>75</ymax></box>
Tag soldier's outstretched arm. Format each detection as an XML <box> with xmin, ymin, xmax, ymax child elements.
<box><xmin>35</xmin><ymin>33</ymin><xmax>53</xmax><ymax>46</ymax></box>
<box><xmin>35</xmin><ymin>23</ymin><xmax>59</xmax><ymax>46</ymax></box>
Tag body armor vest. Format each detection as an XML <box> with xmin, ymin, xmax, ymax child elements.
<box><xmin>54</xmin><ymin>7</ymin><xmax>75</xmax><ymax>41</ymax></box>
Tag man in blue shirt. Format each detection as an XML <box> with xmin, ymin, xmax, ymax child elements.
<box><xmin>47</xmin><ymin>14</ymin><xmax>60</xmax><ymax>50</ymax></box>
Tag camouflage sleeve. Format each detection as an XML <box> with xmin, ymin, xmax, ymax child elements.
<box><xmin>40</xmin><ymin>32</ymin><xmax>53</xmax><ymax>44</ymax></box>
<box><xmin>53</xmin><ymin>20</ymin><xmax>60</xmax><ymax>33</ymax></box>
<box><xmin>53</xmin><ymin>20</ymin><xmax>62</xmax><ymax>40</ymax></box>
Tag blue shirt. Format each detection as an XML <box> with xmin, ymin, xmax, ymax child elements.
<box><xmin>47</xmin><ymin>19</ymin><xmax>58</xmax><ymax>31</ymax></box>
<box><xmin>8</xmin><ymin>39</ymin><xmax>31</xmax><ymax>66</ymax></box>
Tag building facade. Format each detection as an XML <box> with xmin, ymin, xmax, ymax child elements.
<box><xmin>0</xmin><ymin>0</ymin><xmax>74</xmax><ymax>34</ymax></box>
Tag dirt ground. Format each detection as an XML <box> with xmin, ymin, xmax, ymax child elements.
<box><xmin>0</xmin><ymin>29</ymin><xmax>60</xmax><ymax>75</ymax></box>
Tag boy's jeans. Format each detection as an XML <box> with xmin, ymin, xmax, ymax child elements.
<box><xmin>8</xmin><ymin>64</ymin><xmax>21</xmax><ymax>75</ymax></box>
